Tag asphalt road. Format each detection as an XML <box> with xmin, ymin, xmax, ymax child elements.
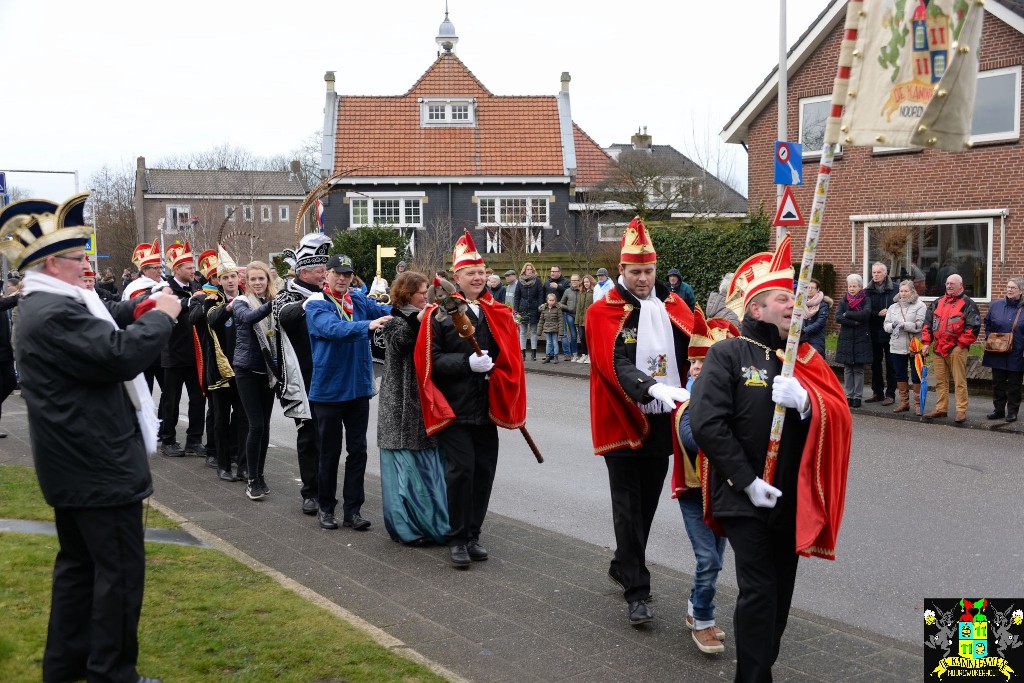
<box><xmin>256</xmin><ymin>372</ymin><xmax>1023</xmax><ymax>646</ymax></box>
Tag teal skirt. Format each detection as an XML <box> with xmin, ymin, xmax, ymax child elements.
<box><xmin>379</xmin><ymin>446</ymin><xmax>449</xmax><ymax>544</ymax></box>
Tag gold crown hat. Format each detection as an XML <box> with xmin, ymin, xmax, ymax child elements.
<box><xmin>132</xmin><ymin>239</ymin><xmax>162</xmax><ymax>270</ymax></box>
<box><xmin>688</xmin><ymin>303</ymin><xmax>740</xmax><ymax>360</ymax></box>
<box><xmin>725</xmin><ymin>233</ymin><xmax>796</xmax><ymax>320</ymax></box>
<box><xmin>0</xmin><ymin>192</ymin><xmax>92</xmax><ymax>270</ymax></box>
<box><xmin>619</xmin><ymin>216</ymin><xmax>657</xmax><ymax>265</ymax></box>
<box><xmin>452</xmin><ymin>229</ymin><xmax>485</xmax><ymax>272</ymax></box>
<box><xmin>165</xmin><ymin>240</ymin><xmax>194</xmax><ymax>270</ymax></box>
<box><xmin>216</xmin><ymin>244</ymin><xmax>239</xmax><ymax>275</ymax></box>
<box><xmin>196</xmin><ymin>249</ymin><xmax>219</xmax><ymax>280</ymax></box>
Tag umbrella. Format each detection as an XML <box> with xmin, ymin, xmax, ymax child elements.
<box><xmin>910</xmin><ymin>337</ymin><xmax>927</xmax><ymax>416</ymax></box>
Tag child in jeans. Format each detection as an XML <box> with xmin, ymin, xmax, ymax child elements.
<box><xmin>538</xmin><ymin>293</ymin><xmax>563</xmax><ymax>363</ymax></box>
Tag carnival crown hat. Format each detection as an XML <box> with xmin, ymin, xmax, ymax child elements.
<box><xmin>132</xmin><ymin>239</ymin><xmax>162</xmax><ymax>270</ymax></box>
<box><xmin>284</xmin><ymin>232</ymin><xmax>331</xmax><ymax>271</ymax></box>
<box><xmin>165</xmin><ymin>241</ymin><xmax>194</xmax><ymax>270</ymax></box>
<box><xmin>725</xmin><ymin>233</ymin><xmax>795</xmax><ymax>320</ymax></box>
<box><xmin>619</xmin><ymin>216</ymin><xmax>657</xmax><ymax>265</ymax></box>
<box><xmin>196</xmin><ymin>249</ymin><xmax>219</xmax><ymax>280</ymax></box>
<box><xmin>688</xmin><ymin>303</ymin><xmax>740</xmax><ymax>360</ymax></box>
<box><xmin>216</xmin><ymin>244</ymin><xmax>239</xmax><ymax>275</ymax></box>
<box><xmin>452</xmin><ymin>229</ymin><xmax>485</xmax><ymax>272</ymax></box>
<box><xmin>0</xmin><ymin>192</ymin><xmax>92</xmax><ymax>270</ymax></box>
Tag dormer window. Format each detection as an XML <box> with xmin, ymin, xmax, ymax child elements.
<box><xmin>420</xmin><ymin>98</ymin><xmax>476</xmax><ymax>127</ymax></box>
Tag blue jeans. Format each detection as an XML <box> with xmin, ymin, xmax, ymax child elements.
<box><xmin>678</xmin><ymin>492</ymin><xmax>727</xmax><ymax>625</ymax></box>
<box><xmin>561</xmin><ymin>313</ymin><xmax>577</xmax><ymax>355</ymax></box>
<box><xmin>544</xmin><ymin>331</ymin><xmax>559</xmax><ymax>357</ymax></box>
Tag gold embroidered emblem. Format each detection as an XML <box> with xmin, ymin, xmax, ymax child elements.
<box><xmin>742</xmin><ymin>365</ymin><xmax>768</xmax><ymax>387</ymax></box>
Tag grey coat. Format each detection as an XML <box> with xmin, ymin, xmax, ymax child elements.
<box><xmin>377</xmin><ymin>309</ymin><xmax>436</xmax><ymax>451</ymax></box>
<box><xmin>883</xmin><ymin>298</ymin><xmax>927</xmax><ymax>355</ymax></box>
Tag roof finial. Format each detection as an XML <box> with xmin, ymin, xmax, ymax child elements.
<box><xmin>436</xmin><ymin>2</ymin><xmax>459</xmax><ymax>55</ymax></box>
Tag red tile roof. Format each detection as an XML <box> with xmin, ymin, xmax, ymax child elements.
<box><xmin>573</xmin><ymin>123</ymin><xmax>613</xmax><ymax>188</ymax></box>
<box><xmin>334</xmin><ymin>53</ymin><xmax>600</xmax><ymax>179</ymax></box>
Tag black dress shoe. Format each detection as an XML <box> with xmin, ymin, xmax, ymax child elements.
<box><xmin>607</xmin><ymin>568</ymin><xmax>625</xmax><ymax>591</ymax></box>
<box><xmin>987</xmin><ymin>411</ymin><xmax>1006</xmax><ymax>420</ymax></box>
<box><xmin>184</xmin><ymin>443</ymin><xmax>207</xmax><ymax>457</ymax></box>
<box><xmin>318</xmin><ymin>510</ymin><xmax>339</xmax><ymax>529</ymax></box>
<box><xmin>206</xmin><ymin>455</ymin><xmax>218</xmax><ymax>469</ymax></box>
<box><xmin>628</xmin><ymin>599</ymin><xmax>653</xmax><ymax>625</ymax></box>
<box><xmin>1006</xmin><ymin>413</ymin><xmax>1018</xmax><ymax>423</ymax></box>
<box><xmin>467</xmin><ymin>540</ymin><xmax>488</xmax><ymax>561</ymax></box>
<box><xmin>161</xmin><ymin>442</ymin><xmax>185</xmax><ymax>457</ymax></box>
<box><xmin>218</xmin><ymin>469</ymin><xmax>237</xmax><ymax>482</ymax></box>
<box><xmin>853</xmin><ymin>399</ymin><xmax>862</xmax><ymax>408</ymax></box>
<box><xmin>0</xmin><ymin>431</ymin><xmax>7</xmax><ymax>438</ymax></box>
<box><xmin>864</xmin><ymin>394</ymin><xmax>884</xmax><ymax>403</ymax></box>
<box><xmin>343</xmin><ymin>513</ymin><xmax>371</xmax><ymax>531</ymax></box>
<box><xmin>449</xmin><ymin>544</ymin><xmax>471</xmax><ymax>567</ymax></box>
<box><xmin>302</xmin><ymin>498</ymin><xmax>318</xmax><ymax>515</ymax></box>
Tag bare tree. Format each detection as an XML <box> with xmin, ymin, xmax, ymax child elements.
<box><xmin>155</xmin><ymin>143</ymin><xmax>262</xmax><ymax>172</ymax></box>
<box><xmin>566</xmin><ymin>188</ymin><xmax>618</xmax><ymax>274</ymax></box>
<box><xmin>413</xmin><ymin>212</ymin><xmax>458</xmax><ymax>276</ymax></box>
<box><xmin>6</xmin><ymin>186</ymin><xmax>34</xmax><ymax>202</ymax></box>
<box><xmin>88</xmin><ymin>164</ymin><xmax>139</xmax><ymax>278</ymax></box>
<box><xmin>266</xmin><ymin>129</ymin><xmax>322</xmax><ymax>189</ymax></box>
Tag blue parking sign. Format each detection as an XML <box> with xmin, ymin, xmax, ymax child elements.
<box><xmin>774</xmin><ymin>142</ymin><xmax>803</xmax><ymax>185</ymax></box>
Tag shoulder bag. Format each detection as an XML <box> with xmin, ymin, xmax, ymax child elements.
<box><xmin>984</xmin><ymin>306</ymin><xmax>1022</xmax><ymax>354</ymax></box>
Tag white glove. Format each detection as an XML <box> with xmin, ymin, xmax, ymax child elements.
<box><xmin>302</xmin><ymin>293</ymin><xmax>325</xmax><ymax>310</ymax></box>
<box><xmin>744</xmin><ymin>477</ymin><xmax>783</xmax><ymax>508</ymax></box>
<box><xmin>772</xmin><ymin>375</ymin><xmax>809</xmax><ymax>412</ymax></box>
<box><xmin>468</xmin><ymin>350</ymin><xmax>494</xmax><ymax>373</ymax></box>
<box><xmin>648</xmin><ymin>383</ymin><xmax>690</xmax><ymax>410</ymax></box>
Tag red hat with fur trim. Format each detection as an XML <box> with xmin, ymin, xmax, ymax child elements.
<box><xmin>619</xmin><ymin>216</ymin><xmax>657</xmax><ymax>265</ymax></box>
<box><xmin>452</xmin><ymin>229</ymin><xmax>485</xmax><ymax>272</ymax></box>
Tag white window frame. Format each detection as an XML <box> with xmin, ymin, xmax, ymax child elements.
<box><xmin>420</xmin><ymin>98</ymin><xmax>476</xmax><ymax>127</ymax></box>
<box><xmin>346</xmin><ymin>191</ymin><xmax>426</xmax><ymax>228</ymax></box>
<box><xmin>798</xmin><ymin>94</ymin><xmax>842</xmax><ymax>160</ymax></box>
<box><xmin>167</xmin><ymin>205</ymin><xmax>191</xmax><ymax>232</ymax></box>
<box><xmin>861</xmin><ymin>214</ymin><xmax>994</xmax><ymax>304</ymax></box>
<box><xmin>278</xmin><ymin>205</ymin><xmax>290</xmax><ymax>222</ymax></box>
<box><xmin>474</xmin><ymin>191</ymin><xmax>552</xmax><ymax>228</ymax></box>
<box><xmin>242</xmin><ymin>204</ymin><xmax>254</xmax><ymax>222</ymax></box>
<box><xmin>970</xmin><ymin>65</ymin><xmax>1021</xmax><ymax>145</ymax></box>
<box><xmin>598</xmin><ymin>222</ymin><xmax>628</xmax><ymax>242</ymax></box>
<box><xmin>260</xmin><ymin>205</ymin><xmax>272</xmax><ymax>222</ymax></box>
<box><xmin>225</xmin><ymin>204</ymin><xmax>237</xmax><ymax>221</ymax></box>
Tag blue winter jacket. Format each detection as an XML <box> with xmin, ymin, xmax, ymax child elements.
<box><xmin>982</xmin><ymin>297</ymin><xmax>1024</xmax><ymax>373</ymax></box>
<box><xmin>306</xmin><ymin>289</ymin><xmax>392</xmax><ymax>403</ymax></box>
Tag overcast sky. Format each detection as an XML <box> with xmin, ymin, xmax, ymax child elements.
<box><xmin>1</xmin><ymin>0</ymin><xmax>829</xmax><ymax>201</ymax></box>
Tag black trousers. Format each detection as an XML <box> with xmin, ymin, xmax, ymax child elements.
<box><xmin>436</xmin><ymin>423</ymin><xmax>499</xmax><ymax>546</ymax></box>
<box><xmin>143</xmin><ymin>359</ymin><xmax>163</xmax><ymax>394</ymax></box>
<box><xmin>235</xmin><ymin>368</ymin><xmax>274</xmax><ymax>480</ymax></box>
<box><xmin>720</xmin><ymin>516</ymin><xmax>800</xmax><ymax>683</ymax></box>
<box><xmin>295</xmin><ymin>415</ymin><xmax>320</xmax><ymax>501</ymax></box>
<box><xmin>44</xmin><ymin>502</ymin><xmax>146</xmax><ymax>683</ymax></box>
<box><xmin>313</xmin><ymin>398</ymin><xmax>370</xmax><ymax>516</ymax></box>
<box><xmin>0</xmin><ymin>361</ymin><xmax>15</xmax><ymax>422</ymax></box>
<box><xmin>211</xmin><ymin>382</ymin><xmax>247</xmax><ymax>473</ymax></box>
<box><xmin>991</xmin><ymin>368</ymin><xmax>1024</xmax><ymax>415</ymax></box>
<box><xmin>158</xmin><ymin>365</ymin><xmax>206</xmax><ymax>446</ymax></box>
<box><xmin>869</xmin><ymin>339</ymin><xmax>895</xmax><ymax>398</ymax></box>
<box><xmin>604</xmin><ymin>450</ymin><xmax>670</xmax><ymax>603</ymax></box>
<box><xmin>204</xmin><ymin>401</ymin><xmax>216</xmax><ymax>454</ymax></box>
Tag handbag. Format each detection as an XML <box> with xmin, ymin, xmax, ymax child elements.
<box><xmin>984</xmin><ymin>307</ymin><xmax>1022</xmax><ymax>354</ymax></box>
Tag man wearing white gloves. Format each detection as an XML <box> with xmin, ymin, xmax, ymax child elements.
<box><xmin>585</xmin><ymin>217</ymin><xmax>695</xmax><ymax>626</ymax></box>
<box><xmin>691</xmin><ymin>235</ymin><xmax>852</xmax><ymax>682</ymax></box>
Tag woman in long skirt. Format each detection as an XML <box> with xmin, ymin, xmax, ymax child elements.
<box><xmin>377</xmin><ymin>271</ymin><xmax>449</xmax><ymax>544</ymax></box>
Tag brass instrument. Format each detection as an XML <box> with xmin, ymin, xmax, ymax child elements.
<box><xmin>368</xmin><ymin>291</ymin><xmax>391</xmax><ymax>305</ymax></box>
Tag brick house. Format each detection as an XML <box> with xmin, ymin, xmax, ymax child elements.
<box><xmin>722</xmin><ymin>0</ymin><xmax>1023</xmax><ymax>320</ymax></box>
<box><xmin>316</xmin><ymin>11</ymin><xmax>613</xmax><ymax>266</ymax></box>
<box><xmin>134</xmin><ymin>156</ymin><xmax>310</xmax><ymax>265</ymax></box>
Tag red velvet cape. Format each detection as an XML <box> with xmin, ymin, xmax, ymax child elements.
<box><xmin>587</xmin><ymin>287</ymin><xmax>693</xmax><ymax>454</ymax></box>
<box><xmin>699</xmin><ymin>344</ymin><xmax>853</xmax><ymax>560</ymax></box>
<box><xmin>414</xmin><ymin>290</ymin><xmax>526</xmax><ymax>435</ymax></box>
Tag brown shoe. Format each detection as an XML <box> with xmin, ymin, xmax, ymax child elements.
<box><xmin>881</xmin><ymin>396</ymin><xmax>895</xmax><ymax>406</ymax></box>
<box><xmin>955</xmin><ymin>411</ymin><xmax>967</xmax><ymax>423</ymax></box>
<box><xmin>924</xmin><ymin>410</ymin><xmax>947</xmax><ymax>419</ymax></box>
<box><xmin>686</xmin><ymin>615</ymin><xmax>726</xmax><ymax>640</ymax></box>
<box><xmin>692</xmin><ymin>626</ymin><xmax>725</xmax><ymax>654</ymax></box>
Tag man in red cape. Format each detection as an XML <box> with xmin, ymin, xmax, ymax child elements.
<box><xmin>586</xmin><ymin>216</ymin><xmax>694</xmax><ymax>626</ymax></box>
<box><xmin>691</xmin><ymin>234</ymin><xmax>852</xmax><ymax>681</ymax></box>
<box><xmin>414</xmin><ymin>230</ymin><xmax>525</xmax><ymax>567</ymax></box>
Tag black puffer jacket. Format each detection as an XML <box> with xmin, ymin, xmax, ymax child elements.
<box><xmin>866</xmin><ymin>279</ymin><xmax>896</xmax><ymax>343</ymax></box>
<box><xmin>513</xmin><ymin>275</ymin><xmax>543</xmax><ymax>325</ymax></box>
<box><xmin>430</xmin><ymin>306</ymin><xmax>500</xmax><ymax>425</ymax></box>
<box><xmin>17</xmin><ymin>292</ymin><xmax>173</xmax><ymax>508</ymax></box>
<box><xmin>232</xmin><ymin>297</ymin><xmax>274</xmax><ymax>373</ymax></box>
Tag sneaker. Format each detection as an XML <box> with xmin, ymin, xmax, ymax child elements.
<box><xmin>258</xmin><ymin>476</ymin><xmax>271</xmax><ymax>495</ymax></box>
<box><xmin>183</xmin><ymin>443</ymin><xmax>207</xmax><ymax>457</ymax></box>
<box><xmin>583</xmin><ymin>355</ymin><xmax>590</xmax><ymax>364</ymax></box>
<box><xmin>563</xmin><ymin>355</ymin><xmax>572</xmax><ymax>362</ymax></box>
<box><xmin>161</xmin><ymin>442</ymin><xmax>185</xmax><ymax>457</ymax></box>
<box><xmin>692</xmin><ymin>626</ymin><xmax>725</xmax><ymax>653</ymax></box>
<box><xmin>686</xmin><ymin>615</ymin><xmax>726</xmax><ymax>640</ymax></box>
<box><xmin>301</xmin><ymin>498</ymin><xmax>318</xmax><ymax>515</ymax></box>
<box><xmin>245</xmin><ymin>481</ymin><xmax>265</xmax><ymax>500</ymax></box>
<box><xmin>542</xmin><ymin>356</ymin><xmax>551</xmax><ymax>364</ymax></box>
<box><xmin>571</xmin><ymin>354</ymin><xmax>579</xmax><ymax>362</ymax></box>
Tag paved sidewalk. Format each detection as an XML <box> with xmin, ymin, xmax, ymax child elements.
<box><xmin>0</xmin><ymin>394</ymin><xmax>921</xmax><ymax>682</ymax></box>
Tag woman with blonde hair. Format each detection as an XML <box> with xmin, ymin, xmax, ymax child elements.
<box><xmin>883</xmin><ymin>280</ymin><xmax>927</xmax><ymax>413</ymax></box>
<box><xmin>513</xmin><ymin>261</ymin><xmax>543</xmax><ymax>361</ymax></box>
<box><xmin>230</xmin><ymin>261</ymin><xmax>279</xmax><ymax>501</ymax></box>
<box><xmin>574</xmin><ymin>273</ymin><xmax>595</xmax><ymax>363</ymax></box>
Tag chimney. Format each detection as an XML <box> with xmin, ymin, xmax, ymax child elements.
<box><xmin>560</xmin><ymin>71</ymin><xmax>571</xmax><ymax>93</ymax></box>
<box><xmin>631</xmin><ymin>126</ymin><xmax>652</xmax><ymax>150</ymax></box>
<box><xmin>325</xmin><ymin>71</ymin><xmax>335</xmax><ymax>92</ymax></box>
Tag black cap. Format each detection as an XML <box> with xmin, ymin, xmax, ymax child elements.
<box><xmin>326</xmin><ymin>254</ymin><xmax>354</xmax><ymax>273</ymax></box>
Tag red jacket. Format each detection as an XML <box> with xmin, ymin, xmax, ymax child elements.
<box><xmin>922</xmin><ymin>291</ymin><xmax>981</xmax><ymax>357</ymax></box>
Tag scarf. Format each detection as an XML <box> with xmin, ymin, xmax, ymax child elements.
<box><xmin>519</xmin><ymin>274</ymin><xmax>537</xmax><ymax>287</ymax></box>
<box><xmin>22</xmin><ymin>271</ymin><xmax>160</xmax><ymax>454</ymax></box>
<box><xmin>627</xmin><ymin>279</ymin><xmax>681</xmax><ymax>414</ymax></box>
<box><xmin>845</xmin><ymin>289</ymin><xmax>866</xmax><ymax>311</ymax></box>
<box><xmin>245</xmin><ymin>292</ymin><xmax>279</xmax><ymax>388</ymax></box>
<box><xmin>271</xmin><ymin>278</ymin><xmax>316</xmax><ymax>420</ymax></box>
<box><xmin>804</xmin><ymin>289</ymin><xmax>824</xmax><ymax>317</ymax></box>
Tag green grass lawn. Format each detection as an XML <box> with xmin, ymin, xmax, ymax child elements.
<box><xmin>0</xmin><ymin>465</ymin><xmax>446</xmax><ymax>683</ymax></box>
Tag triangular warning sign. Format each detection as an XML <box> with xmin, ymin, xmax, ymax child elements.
<box><xmin>773</xmin><ymin>186</ymin><xmax>804</xmax><ymax>227</ymax></box>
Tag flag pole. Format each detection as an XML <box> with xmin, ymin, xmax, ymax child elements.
<box><xmin>763</xmin><ymin>0</ymin><xmax>863</xmax><ymax>485</ymax></box>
